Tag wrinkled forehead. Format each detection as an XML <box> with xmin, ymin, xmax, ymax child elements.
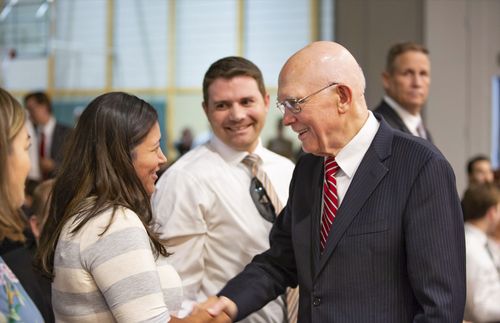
<box><xmin>278</xmin><ymin>58</ymin><xmax>337</xmax><ymax>99</ymax></box>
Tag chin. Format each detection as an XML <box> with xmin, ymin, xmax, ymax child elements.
<box><xmin>301</xmin><ymin>141</ymin><xmax>317</xmax><ymax>154</ymax></box>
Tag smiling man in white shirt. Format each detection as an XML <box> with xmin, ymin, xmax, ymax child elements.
<box><xmin>152</xmin><ymin>56</ymin><xmax>294</xmax><ymax>323</ymax></box>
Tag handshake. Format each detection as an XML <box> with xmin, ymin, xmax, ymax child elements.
<box><xmin>171</xmin><ymin>296</ymin><xmax>238</xmax><ymax>323</ymax></box>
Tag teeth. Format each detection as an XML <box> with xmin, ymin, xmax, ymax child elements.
<box><xmin>230</xmin><ymin>125</ymin><xmax>248</xmax><ymax>131</ymax></box>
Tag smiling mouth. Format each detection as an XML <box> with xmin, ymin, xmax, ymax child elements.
<box><xmin>295</xmin><ymin>128</ymin><xmax>308</xmax><ymax>140</ymax></box>
<box><xmin>297</xmin><ymin>128</ymin><xmax>308</xmax><ymax>135</ymax></box>
<box><xmin>226</xmin><ymin>124</ymin><xmax>251</xmax><ymax>132</ymax></box>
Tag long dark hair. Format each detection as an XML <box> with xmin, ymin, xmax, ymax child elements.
<box><xmin>36</xmin><ymin>92</ymin><xmax>167</xmax><ymax>277</ymax></box>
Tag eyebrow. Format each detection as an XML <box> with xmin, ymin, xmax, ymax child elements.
<box><xmin>213</xmin><ymin>96</ymin><xmax>256</xmax><ymax>104</ymax></box>
<box><xmin>212</xmin><ymin>99</ymin><xmax>231</xmax><ymax>105</ymax></box>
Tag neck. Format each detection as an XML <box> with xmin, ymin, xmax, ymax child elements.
<box><xmin>468</xmin><ymin>218</ymin><xmax>492</xmax><ymax>235</ymax></box>
<box><xmin>326</xmin><ymin>108</ymin><xmax>369</xmax><ymax>156</ymax></box>
<box><xmin>38</xmin><ymin>115</ymin><xmax>51</xmax><ymax>126</ymax></box>
<box><xmin>404</xmin><ymin>105</ymin><xmax>422</xmax><ymax>116</ymax></box>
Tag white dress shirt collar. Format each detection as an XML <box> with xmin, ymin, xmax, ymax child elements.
<box><xmin>384</xmin><ymin>95</ymin><xmax>423</xmax><ymax>136</ymax></box>
<box><xmin>39</xmin><ymin>115</ymin><xmax>56</xmax><ymax>135</ymax></box>
<box><xmin>464</xmin><ymin>222</ymin><xmax>488</xmax><ymax>245</ymax></box>
<box><xmin>209</xmin><ymin>135</ymin><xmax>264</xmax><ymax>166</ymax></box>
<box><xmin>334</xmin><ymin>111</ymin><xmax>380</xmax><ymax>180</ymax></box>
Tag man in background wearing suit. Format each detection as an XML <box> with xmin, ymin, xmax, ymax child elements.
<box><xmin>24</xmin><ymin>91</ymin><xmax>72</xmax><ymax>181</ymax></box>
<box><xmin>206</xmin><ymin>41</ymin><xmax>465</xmax><ymax>322</ymax></box>
<box><xmin>374</xmin><ymin>42</ymin><xmax>433</xmax><ymax>142</ymax></box>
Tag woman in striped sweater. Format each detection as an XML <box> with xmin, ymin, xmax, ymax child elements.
<box><xmin>37</xmin><ymin>92</ymin><xmax>229</xmax><ymax>323</ymax></box>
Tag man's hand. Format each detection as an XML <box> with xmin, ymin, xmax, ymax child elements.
<box><xmin>170</xmin><ymin>308</ymin><xmax>231</xmax><ymax>323</ymax></box>
<box><xmin>194</xmin><ymin>296</ymin><xmax>238</xmax><ymax>321</ymax></box>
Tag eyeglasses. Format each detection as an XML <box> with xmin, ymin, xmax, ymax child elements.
<box><xmin>276</xmin><ymin>82</ymin><xmax>339</xmax><ymax>114</ymax></box>
<box><xmin>249</xmin><ymin>177</ymin><xmax>276</xmax><ymax>223</ymax></box>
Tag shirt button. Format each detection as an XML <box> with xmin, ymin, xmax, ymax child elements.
<box><xmin>313</xmin><ymin>297</ymin><xmax>321</xmax><ymax>306</ymax></box>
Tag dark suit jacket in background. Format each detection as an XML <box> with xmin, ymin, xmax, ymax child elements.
<box><xmin>219</xmin><ymin>116</ymin><xmax>465</xmax><ymax>323</ymax></box>
<box><xmin>374</xmin><ymin>99</ymin><xmax>433</xmax><ymax>143</ymax></box>
<box><xmin>48</xmin><ymin>122</ymin><xmax>72</xmax><ymax>178</ymax></box>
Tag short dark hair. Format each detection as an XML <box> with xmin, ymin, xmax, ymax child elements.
<box><xmin>24</xmin><ymin>91</ymin><xmax>52</xmax><ymax>113</ymax></box>
<box><xmin>467</xmin><ymin>155</ymin><xmax>490</xmax><ymax>175</ymax></box>
<box><xmin>202</xmin><ymin>56</ymin><xmax>266</xmax><ymax>104</ymax></box>
<box><xmin>385</xmin><ymin>42</ymin><xmax>429</xmax><ymax>74</ymax></box>
<box><xmin>462</xmin><ymin>183</ymin><xmax>500</xmax><ymax>221</ymax></box>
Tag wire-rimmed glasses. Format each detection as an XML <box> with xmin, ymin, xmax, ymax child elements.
<box><xmin>276</xmin><ymin>82</ymin><xmax>339</xmax><ymax>114</ymax></box>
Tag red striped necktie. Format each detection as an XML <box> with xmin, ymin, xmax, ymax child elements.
<box><xmin>39</xmin><ymin>132</ymin><xmax>46</xmax><ymax>158</ymax></box>
<box><xmin>320</xmin><ymin>157</ymin><xmax>339</xmax><ymax>252</ymax></box>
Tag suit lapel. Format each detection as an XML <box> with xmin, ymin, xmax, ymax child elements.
<box><xmin>309</xmin><ymin>160</ymin><xmax>324</xmax><ymax>276</ymax></box>
<box><xmin>314</xmin><ymin>119</ymin><xmax>392</xmax><ymax>280</ymax></box>
<box><xmin>294</xmin><ymin>156</ymin><xmax>324</xmax><ymax>283</ymax></box>
<box><xmin>378</xmin><ymin>101</ymin><xmax>412</xmax><ymax>134</ymax></box>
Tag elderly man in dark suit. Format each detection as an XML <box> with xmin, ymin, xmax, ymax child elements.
<box><xmin>374</xmin><ymin>42</ymin><xmax>433</xmax><ymax>142</ymax></box>
<box><xmin>204</xmin><ymin>41</ymin><xmax>465</xmax><ymax>323</ymax></box>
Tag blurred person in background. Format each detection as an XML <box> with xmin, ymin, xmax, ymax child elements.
<box><xmin>374</xmin><ymin>42</ymin><xmax>433</xmax><ymax>142</ymax></box>
<box><xmin>267</xmin><ymin>118</ymin><xmax>294</xmax><ymax>161</ymax></box>
<box><xmin>24</xmin><ymin>91</ymin><xmax>72</xmax><ymax>181</ymax></box>
<box><xmin>0</xmin><ymin>87</ymin><xmax>44</xmax><ymax>322</ymax></box>
<box><xmin>462</xmin><ymin>183</ymin><xmax>500</xmax><ymax>322</ymax></box>
<box><xmin>174</xmin><ymin>127</ymin><xmax>194</xmax><ymax>158</ymax></box>
<box><xmin>36</xmin><ymin>91</ymin><xmax>228</xmax><ymax>323</ymax></box>
<box><xmin>467</xmin><ymin>155</ymin><xmax>494</xmax><ymax>186</ymax></box>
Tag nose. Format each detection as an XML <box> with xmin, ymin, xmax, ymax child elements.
<box><xmin>158</xmin><ymin>147</ymin><xmax>168</xmax><ymax>165</ymax></box>
<box><xmin>228</xmin><ymin>104</ymin><xmax>245</xmax><ymax>121</ymax></box>
<box><xmin>282</xmin><ymin>108</ymin><xmax>296</xmax><ymax>126</ymax></box>
<box><xmin>412</xmin><ymin>73</ymin><xmax>425</xmax><ymax>87</ymax></box>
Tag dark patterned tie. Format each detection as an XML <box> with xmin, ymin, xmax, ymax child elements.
<box><xmin>320</xmin><ymin>157</ymin><xmax>339</xmax><ymax>252</ymax></box>
<box><xmin>242</xmin><ymin>154</ymin><xmax>283</xmax><ymax>213</ymax></box>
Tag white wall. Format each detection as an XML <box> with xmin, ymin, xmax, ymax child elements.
<box><xmin>425</xmin><ymin>0</ymin><xmax>500</xmax><ymax>193</ymax></box>
<box><xmin>336</xmin><ymin>0</ymin><xmax>500</xmax><ymax>193</ymax></box>
<box><xmin>335</xmin><ymin>0</ymin><xmax>424</xmax><ymax>109</ymax></box>
<box><xmin>2</xmin><ymin>57</ymin><xmax>48</xmax><ymax>90</ymax></box>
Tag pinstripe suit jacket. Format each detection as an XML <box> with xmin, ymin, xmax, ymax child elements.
<box><xmin>219</xmin><ymin>116</ymin><xmax>466</xmax><ymax>322</ymax></box>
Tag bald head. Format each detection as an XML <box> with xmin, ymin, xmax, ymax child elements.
<box><xmin>278</xmin><ymin>41</ymin><xmax>370</xmax><ymax>157</ymax></box>
<box><xmin>279</xmin><ymin>41</ymin><xmax>366</xmax><ymax>101</ymax></box>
